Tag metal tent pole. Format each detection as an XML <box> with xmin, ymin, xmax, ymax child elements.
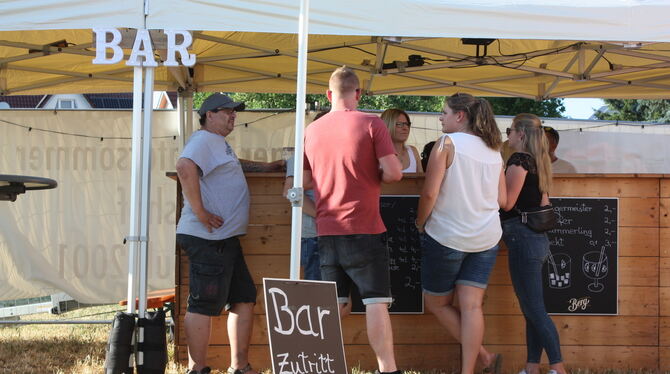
<box><xmin>126</xmin><ymin>66</ymin><xmax>144</xmax><ymax>314</ymax></box>
<box><xmin>136</xmin><ymin>65</ymin><xmax>155</xmax><ymax>366</ymax></box>
<box><xmin>289</xmin><ymin>0</ymin><xmax>311</xmax><ymax>280</ymax></box>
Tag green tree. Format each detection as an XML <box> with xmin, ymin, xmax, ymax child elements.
<box><xmin>193</xmin><ymin>92</ymin><xmax>565</xmax><ymax>117</ymax></box>
<box><xmin>484</xmin><ymin>97</ymin><xmax>565</xmax><ymax>117</ymax></box>
<box><xmin>594</xmin><ymin>99</ymin><xmax>670</xmax><ymax>122</ymax></box>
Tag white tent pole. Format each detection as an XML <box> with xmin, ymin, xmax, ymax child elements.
<box><xmin>138</xmin><ymin>66</ymin><xmax>155</xmax><ymax>318</ymax></box>
<box><xmin>136</xmin><ymin>65</ymin><xmax>155</xmax><ymax>367</ymax></box>
<box><xmin>289</xmin><ymin>0</ymin><xmax>310</xmax><ymax>280</ymax></box>
<box><xmin>126</xmin><ymin>65</ymin><xmax>144</xmax><ymax>314</ymax></box>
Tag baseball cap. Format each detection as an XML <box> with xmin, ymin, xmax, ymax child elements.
<box><xmin>197</xmin><ymin>93</ymin><xmax>245</xmax><ymax>116</ymax></box>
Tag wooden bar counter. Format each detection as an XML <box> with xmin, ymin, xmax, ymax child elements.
<box><xmin>171</xmin><ymin>172</ymin><xmax>670</xmax><ymax>372</ymax></box>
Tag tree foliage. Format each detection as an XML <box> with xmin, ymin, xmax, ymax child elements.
<box><xmin>193</xmin><ymin>92</ymin><xmax>565</xmax><ymax>117</ymax></box>
<box><xmin>594</xmin><ymin>99</ymin><xmax>670</xmax><ymax>123</ymax></box>
<box><xmin>484</xmin><ymin>97</ymin><xmax>565</xmax><ymax>117</ymax></box>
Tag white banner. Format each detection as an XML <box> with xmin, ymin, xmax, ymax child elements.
<box><xmin>1</xmin><ymin>109</ymin><xmax>668</xmax><ymax>303</ymax></box>
<box><xmin>0</xmin><ymin>110</ymin><xmax>180</xmax><ymax>303</ymax></box>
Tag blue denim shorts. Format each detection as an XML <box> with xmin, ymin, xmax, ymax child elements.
<box><xmin>177</xmin><ymin>234</ymin><xmax>257</xmax><ymax>316</ymax></box>
<box><xmin>421</xmin><ymin>233</ymin><xmax>499</xmax><ymax>295</ymax></box>
<box><xmin>318</xmin><ymin>233</ymin><xmax>392</xmax><ymax>305</ymax></box>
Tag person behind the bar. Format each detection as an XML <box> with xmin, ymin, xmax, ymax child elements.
<box><xmin>381</xmin><ymin>108</ymin><xmax>423</xmax><ymax>173</ymax></box>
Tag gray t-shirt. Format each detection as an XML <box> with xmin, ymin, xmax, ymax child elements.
<box><xmin>176</xmin><ymin>130</ymin><xmax>250</xmax><ymax>240</ymax></box>
<box><xmin>286</xmin><ymin>156</ymin><xmax>317</xmax><ymax>238</ymax></box>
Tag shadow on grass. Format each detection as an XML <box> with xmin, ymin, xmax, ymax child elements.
<box><xmin>0</xmin><ymin>336</ymin><xmax>106</xmax><ymax>373</ymax></box>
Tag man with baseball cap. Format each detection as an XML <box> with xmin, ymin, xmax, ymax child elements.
<box><xmin>176</xmin><ymin>93</ymin><xmax>282</xmax><ymax>374</ymax></box>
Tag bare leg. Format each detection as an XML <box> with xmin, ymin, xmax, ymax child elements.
<box><xmin>339</xmin><ymin>302</ymin><xmax>352</xmax><ymax>319</ymax></box>
<box><xmin>228</xmin><ymin>302</ymin><xmax>258</xmax><ymax>374</ymax></box>
<box><xmin>457</xmin><ymin>285</ymin><xmax>487</xmax><ymax>374</ymax></box>
<box><xmin>524</xmin><ymin>363</ymin><xmax>540</xmax><ymax>374</ymax></box>
<box><xmin>549</xmin><ymin>362</ymin><xmax>568</xmax><ymax>374</ymax></box>
<box><xmin>184</xmin><ymin>311</ymin><xmax>211</xmax><ymax>371</ymax></box>
<box><xmin>366</xmin><ymin>303</ymin><xmax>398</xmax><ymax>373</ymax></box>
<box><xmin>424</xmin><ymin>292</ymin><xmax>495</xmax><ymax>370</ymax></box>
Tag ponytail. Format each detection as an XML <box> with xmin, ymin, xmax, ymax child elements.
<box><xmin>445</xmin><ymin>93</ymin><xmax>502</xmax><ymax>150</ymax></box>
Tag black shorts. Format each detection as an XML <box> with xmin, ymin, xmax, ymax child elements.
<box><xmin>318</xmin><ymin>233</ymin><xmax>392</xmax><ymax>305</ymax></box>
<box><xmin>177</xmin><ymin>234</ymin><xmax>257</xmax><ymax>316</ymax></box>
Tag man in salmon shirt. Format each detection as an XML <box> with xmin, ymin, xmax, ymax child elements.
<box><xmin>303</xmin><ymin>66</ymin><xmax>403</xmax><ymax>374</ymax></box>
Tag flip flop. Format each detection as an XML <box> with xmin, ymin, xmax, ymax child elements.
<box><xmin>482</xmin><ymin>353</ymin><xmax>503</xmax><ymax>374</ymax></box>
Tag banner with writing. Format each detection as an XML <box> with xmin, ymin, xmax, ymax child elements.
<box><xmin>264</xmin><ymin>278</ymin><xmax>348</xmax><ymax>374</ymax></box>
<box><xmin>544</xmin><ymin>198</ymin><xmax>618</xmax><ymax>315</ymax></box>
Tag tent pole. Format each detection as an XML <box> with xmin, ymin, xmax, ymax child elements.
<box><xmin>177</xmin><ymin>91</ymin><xmax>187</xmax><ymax>148</ymax></box>
<box><xmin>185</xmin><ymin>93</ymin><xmax>194</xmax><ymax>139</ymax></box>
<box><xmin>136</xmin><ymin>65</ymin><xmax>155</xmax><ymax>367</ymax></box>
<box><xmin>126</xmin><ymin>66</ymin><xmax>144</xmax><ymax>314</ymax></box>
<box><xmin>289</xmin><ymin>0</ymin><xmax>311</xmax><ymax>280</ymax></box>
<box><xmin>138</xmin><ymin>66</ymin><xmax>154</xmax><ymax>319</ymax></box>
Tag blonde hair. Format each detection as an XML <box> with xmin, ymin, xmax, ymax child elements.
<box><xmin>512</xmin><ymin>113</ymin><xmax>553</xmax><ymax>194</ymax></box>
<box><xmin>446</xmin><ymin>93</ymin><xmax>501</xmax><ymax>150</ymax></box>
<box><xmin>380</xmin><ymin>108</ymin><xmax>410</xmax><ymax>144</ymax></box>
<box><xmin>329</xmin><ymin>66</ymin><xmax>359</xmax><ymax>95</ymax></box>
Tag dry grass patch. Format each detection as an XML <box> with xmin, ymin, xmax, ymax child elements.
<box><xmin>1</xmin><ymin>304</ymin><xmax>669</xmax><ymax>373</ymax></box>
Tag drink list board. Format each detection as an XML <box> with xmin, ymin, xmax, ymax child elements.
<box><xmin>351</xmin><ymin>195</ymin><xmax>423</xmax><ymax>314</ymax></box>
<box><xmin>543</xmin><ymin>198</ymin><xmax>618</xmax><ymax>315</ymax></box>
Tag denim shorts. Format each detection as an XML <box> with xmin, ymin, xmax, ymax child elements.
<box><xmin>177</xmin><ymin>234</ymin><xmax>257</xmax><ymax>316</ymax></box>
<box><xmin>421</xmin><ymin>233</ymin><xmax>499</xmax><ymax>295</ymax></box>
<box><xmin>300</xmin><ymin>237</ymin><xmax>321</xmax><ymax>281</ymax></box>
<box><xmin>318</xmin><ymin>233</ymin><xmax>392</xmax><ymax>305</ymax></box>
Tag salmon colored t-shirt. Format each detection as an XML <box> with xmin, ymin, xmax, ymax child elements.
<box><xmin>304</xmin><ymin>110</ymin><xmax>396</xmax><ymax>236</ymax></box>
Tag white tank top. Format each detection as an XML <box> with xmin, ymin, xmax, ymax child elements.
<box><xmin>402</xmin><ymin>145</ymin><xmax>418</xmax><ymax>173</ymax></box>
<box><xmin>425</xmin><ymin>133</ymin><xmax>503</xmax><ymax>253</ymax></box>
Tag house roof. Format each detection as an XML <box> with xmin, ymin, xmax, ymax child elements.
<box><xmin>0</xmin><ymin>95</ymin><xmax>46</xmax><ymax>108</ymax></box>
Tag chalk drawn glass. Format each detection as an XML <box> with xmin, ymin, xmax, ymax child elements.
<box><xmin>547</xmin><ymin>253</ymin><xmax>571</xmax><ymax>289</ymax></box>
<box><xmin>582</xmin><ymin>247</ymin><xmax>608</xmax><ymax>293</ymax></box>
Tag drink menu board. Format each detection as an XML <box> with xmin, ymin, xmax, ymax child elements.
<box><xmin>543</xmin><ymin>198</ymin><xmax>618</xmax><ymax>315</ymax></box>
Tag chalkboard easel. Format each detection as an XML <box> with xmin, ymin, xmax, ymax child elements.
<box><xmin>350</xmin><ymin>195</ymin><xmax>423</xmax><ymax>314</ymax></box>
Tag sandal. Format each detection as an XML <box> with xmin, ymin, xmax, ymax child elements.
<box><xmin>482</xmin><ymin>353</ymin><xmax>502</xmax><ymax>374</ymax></box>
<box><xmin>227</xmin><ymin>363</ymin><xmax>254</xmax><ymax>374</ymax></box>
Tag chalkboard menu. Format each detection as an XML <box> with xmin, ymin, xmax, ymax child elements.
<box><xmin>543</xmin><ymin>198</ymin><xmax>618</xmax><ymax>315</ymax></box>
<box><xmin>351</xmin><ymin>195</ymin><xmax>423</xmax><ymax>314</ymax></box>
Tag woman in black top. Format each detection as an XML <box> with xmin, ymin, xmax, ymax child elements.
<box><xmin>500</xmin><ymin>114</ymin><xmax>567</xmax><ymax>374</ymax></box>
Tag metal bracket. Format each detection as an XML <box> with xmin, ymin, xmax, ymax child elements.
<box><xmin>124</xmin><ymin>236</ymin><xmax>148</xmax><ymax>244</ymax></box>
<box><xmin>286</xmin><ymin>187</ymin><xmax>303</xmax><ymax>207</ymax></box>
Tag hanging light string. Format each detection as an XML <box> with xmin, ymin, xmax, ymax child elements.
<box><xmin>3</xmin><ymin>112</ymin><xmax>669</xmax><ymax>141</ymax></box>
<box><xmin>0</xmin><ymin>111</ymin><xmax>282</xmax><ymax>141</ymax></box>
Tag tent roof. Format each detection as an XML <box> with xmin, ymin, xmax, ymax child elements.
<box><xmin>1</xmin><ymin>1</ymin><xmax>670</xmax><ymax>98</ymax></box>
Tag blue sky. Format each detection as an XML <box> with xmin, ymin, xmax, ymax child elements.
<box><xmin>562</xmin><ymin>98</ymin><xmax>605</xmax><ymax>119</ymax></box>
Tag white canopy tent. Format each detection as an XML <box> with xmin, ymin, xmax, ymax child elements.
<box><xmin>1</xmin><ymin>0</ymin><xmax>670</xmax><ymax>321</ymax></box>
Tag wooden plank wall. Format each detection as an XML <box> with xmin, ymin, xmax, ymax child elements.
<box><xmin>174</xmin><ymin>174</ymin><xmax>667</xmax><ymax>372</ymax></box>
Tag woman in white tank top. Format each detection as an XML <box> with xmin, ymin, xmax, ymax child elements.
<box><xmin>381</xmin><ymin>108</ymin><xmax>423</xmax><ymax>173</ymax></box>
<box><xmin>415</xmin><ymin>93</ymin><xmax>507</xmax><ymax>374</ymax></box>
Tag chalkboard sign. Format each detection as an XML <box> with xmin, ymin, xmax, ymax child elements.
<box><xmin>351</xmin><ymin>195</ymin><xmax>423</xmax><ymax>314</ymax></box>
<box><xmin>543</xmin><ymin>198</ymin><xmax>618</xmax><ymax>315</ymax></box>
<box><xmin>264</xmin><ymin>278</ymin><xmax>348</xmax><ymax>374</ymax></box>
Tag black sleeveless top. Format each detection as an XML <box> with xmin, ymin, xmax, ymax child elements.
<box><xmin>500</xmin><ymin>152</ymin><xmax>542</xmax><ymax>221</ymax></box>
